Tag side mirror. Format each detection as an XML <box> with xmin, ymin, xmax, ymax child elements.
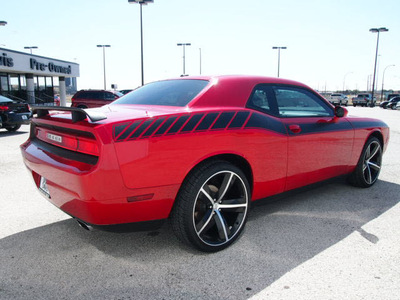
<box><xmin>334</xmin><ymin>106</ymin><xmax>347</xmax><ymax>118</ymax></box>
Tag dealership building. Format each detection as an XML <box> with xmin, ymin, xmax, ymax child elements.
<box><xmin>0</xmin><ymin>47</ymin><xmax>79</xmax><ymax>106</ymax></box>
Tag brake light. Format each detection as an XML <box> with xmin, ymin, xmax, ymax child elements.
<box><xmin>0</xmin><ymin>105</ymin><xmax>9</xmax><ymax>111</ymax></box>
<box><xmin>77</xmin><ymin>137</ymin><xmax>99</xmax><ymax>156</ymax></box>
<box><xmin>36</xmin><ymin>128</ymin><xmax>99</xmax><ymax>156</ymax></box>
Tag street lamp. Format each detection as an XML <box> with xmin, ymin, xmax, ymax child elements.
<box><xmin>177</xmin><ymin>43</ymin><xmax>191</xmax><ymax>76</ymax></box>
<box><xmin>369</xmin><ymin>27</ymin><xmax>388</xmax><ymax>107</ymax></box>
<box><xmin>380</xmin><ymin>64</ymin><xmax>395</xmax><ymax>101</ymax></box>
<box><xmin>199</xmin><ymin>48</ymin><xmax>202</xmax><ymax>75</ymax></box>
<box><xmin>0</xmin><ymin>21</ymin><xmax>7</xmax><ymax>26</ymax></box>
<box><xmin>24</xmin><ymin>46</ymin><xmax>38</xmax><ymax>54</ymax></box>
<box><xmin>343</xmin><ymin>72</ymin><xmax>353</xmax><ymax>93</ymax></box>
<box><xmin>272</xmin><ymin>46</ymin><xmax>287</xmax><ymax>77</ymax></box>
<box><xmin>128</xmin><ymin>0</ymin><xmax>154</xmax><ymax>86</ymax></box>
<box><xmin>97</xmin><ymin>45</ymin><xmax>111</xmax><ymax>90</ymax></box>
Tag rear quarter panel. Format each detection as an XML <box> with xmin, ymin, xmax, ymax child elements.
<box><xmin>112</xmin><ymin>111</ymin><xmax>289</xmax><ymax>201</ymax></box>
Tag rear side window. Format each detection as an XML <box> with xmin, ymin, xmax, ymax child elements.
<box><xmin>112</xmin><ymin>79</ymin><xmax>209</xmax><ymax>107</ymax></box>
<box><xmin>247</xmin><ymin>85</ymin><xmax>278</xmax><ymax>116</ymax></box>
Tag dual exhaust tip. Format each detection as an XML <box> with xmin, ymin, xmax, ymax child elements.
<box><xmin>76</xmin><ymin>219</ymin><xmax>93</xmax><ymax>231</ymax></box>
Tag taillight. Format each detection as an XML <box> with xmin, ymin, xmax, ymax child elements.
<box><xmin>77</xmin><ymin>137</ymin><xmax>99</xmax><ymax>156</ymax></box>
<box><xmin>36</xmin><ymin>128</ymin><xmax>99</xmax><ymax>156</ymax></box>
<box><xmin>0</xmin><ymin>105</ymin><xmax>9</xmax><ymax>111</ymax></box>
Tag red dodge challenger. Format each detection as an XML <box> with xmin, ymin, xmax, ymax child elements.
<box><xmin>21</xmin><ymin>75</ymin><xmax>389</xmax><ymax>252</ymax></box>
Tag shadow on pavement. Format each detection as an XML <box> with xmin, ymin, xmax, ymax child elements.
<box><xmin>0</xmin><ymin>129</ymin><xmax>29</xmax><ymax>138</ymax></box>
<box><xmin>0</xmin><ymin>179</ymin><xmax>399</xmax><ymax>299</ymax></box>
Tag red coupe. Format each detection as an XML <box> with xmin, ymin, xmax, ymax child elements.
<box><xmin>21</xmin><ymin>75</ymin><xmax>389</xmax><ymax>252</ymax></box>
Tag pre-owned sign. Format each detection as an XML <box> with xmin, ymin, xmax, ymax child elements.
<box><xmin>30</xmin><ymin>58</ymin><xmax>71</xmax><ymax>74</ymax></box>
<box><xmin>0</xmin><ymin>47</ymin><xmax>79</xmax><ymax>77</ymax></box>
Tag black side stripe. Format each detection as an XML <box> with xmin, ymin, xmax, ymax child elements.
<box><xmin>154</xmin><ymin>116</ymin><xmax>177</xmax><ymax>136</ymax></box>
<box><xmin>114</xmin><ymin>111</ymin><xmax>387</xmax><ymax>142</ymax></box>
<box><xmin>228</xmin><ymin>111</ymin><xmax>250</xmax><ymax>129</ymax></box>
<box><xmin>244</xmin><ymin>112</ymin><xmax>287</xmax><ymax>134</ymax></box>
<box><xmin>181</xmin><ymin>114</ymin><xmax>204</xmax><ymax>132</ymax></box>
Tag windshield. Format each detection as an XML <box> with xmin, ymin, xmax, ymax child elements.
<box><xmin>112</xmin><ymin>79</ymin><xmax>209</xmax><ymax>107</ymax></box>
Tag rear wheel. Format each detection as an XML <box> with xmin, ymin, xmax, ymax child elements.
<box><xmin>171</xmin><ymin>160</ymin><xmax>250</xmax><ymax>252</ymax></box>
<box><xmin>349</xmin><ymin>137</ymin><xmax>382</xmax><ymax>188</ymax></box>
<box><xmin>5</xmin><ymin>124</ymin><xmax>21</xmax><ymax>132</ymax></box>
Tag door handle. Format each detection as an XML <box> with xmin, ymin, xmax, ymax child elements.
<box><xmin>289</xmin><ymin>124</ymin><xmax>301</xmax><ymax>134</ymax></box>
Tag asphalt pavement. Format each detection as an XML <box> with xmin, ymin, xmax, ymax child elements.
<box><xmin>0</xmin><ymin>107</ymin><xmax>399</xmax><ymax>300</ymax></box>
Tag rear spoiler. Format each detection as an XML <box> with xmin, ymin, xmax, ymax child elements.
<box><xmin>32</xmin><ymin>106</ymin><xmax>107</xmax><ymax>123</ymax></box>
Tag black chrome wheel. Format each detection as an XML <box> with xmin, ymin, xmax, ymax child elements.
<box><xmin>171</xmin><ymin>161</ymin><xmax>250</xmax><ymax>252</ymax></box>
<box><xmin>193</xmin><ymin>170</ymin><xmax>248</xmax><ymax>247</ymax></box>
<box><xmin>349</xmin><ymin>137</ymin><xmax>382</xmax><ymax>188</ymax></box>
<box><xmin>361</xmin><ymin>140</ymin><xmax>382</xmax><ymax>185</ymax></box>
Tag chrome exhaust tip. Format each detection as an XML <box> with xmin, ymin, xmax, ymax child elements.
<box><xmin>76</xmin><ymin>219</ymin><xmax>93</xmax><ymax>231</ymax></box>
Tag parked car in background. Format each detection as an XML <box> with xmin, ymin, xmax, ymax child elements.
<box><xmin>22</xmin><ymin>75</ymin><xmax>389</xmax><ymax>252</ymax></box>
<box><xmin>380</xmin><ymin>96</ymin><xmax>400</xmax><ymax>109</ymax></box>
<box><xmin>387</xmin><ymin>93</ymin><xmax>400</xmax><ymax>101</ymax></box>
<box><xmin>328</xmin><ymin>93</ymin><xmax>348</xmax><ymax>106</ymax></box>
<box><xmin>119</xmin><ymin>89</ymin><xmax>133</xmax><ymax>95</ymax></box>
<box><xmin>386</xmin><ymin>97</ymin><xmax>400</xmax><ymax>110</ymax></box>
<box><xmin>0</xmin><ymin>95</ymin><xmax>31</xmax><ymax>132</ymax></box>
<box><xmin>71</xmin><ymin>90</ymin><xmax>123</xmax><ymax>108</ymax></box>
<box><xmin>352</xmin><ymin>93</ymin><xmax>376</xmax><ymax>107</ymax></box>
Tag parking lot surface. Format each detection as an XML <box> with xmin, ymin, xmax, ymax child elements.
<box><xmin>1</xmin><ymin>107</ymin><xmax>399</xmax><ymax>299</ymax></box>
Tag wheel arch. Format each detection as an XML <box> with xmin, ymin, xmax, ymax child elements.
<box><xmin>368</xmin><ymin>130</ymin><xmax>384</xmax><ymax>148</ymax></box>
<box><xmin>183</xmin><ymin>153</ymin><xmax>254</xmax><ymax>193</ymax></box>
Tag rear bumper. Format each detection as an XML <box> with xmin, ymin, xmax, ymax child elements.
<box><xmin>1</xmin><ymin>112</ymin><xmax>31</xmax><ymax>126</ymax></box>
<box><xmin>20</xmin><ymin>138</ymin><xmax>178</xmax><ymax>226</ymax></box>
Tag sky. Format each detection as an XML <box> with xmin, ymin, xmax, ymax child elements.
<box><xmin>1</xmin><ymin>0</ymin><xmax>400</xmax><ymax>92</ymax></box>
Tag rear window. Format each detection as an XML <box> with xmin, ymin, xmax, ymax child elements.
<box><xmin>112</xmin><ymin>79</ymin><xmax>209</xmax><ymax>107</ymax></box>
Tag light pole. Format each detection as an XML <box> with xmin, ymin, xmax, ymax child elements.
<box><xmin>199</xmin><ymin>48</ymin><xmax>202</xmax><ymax>75</ymax></box>
<box><xmin>128</xmin><ymin>0</ymin><xmax>153</xmax><ymax>86</ymax></box>
<box><xmin>369</xmin><ymin>27</ymin><xmax>388</xmax><ymax>107</ymax></box>
<box><xmin>97</xmin><ymin>45</ymin><xmax>111</xmax><ymax>90</ymax></box>
<box><xmin>177</xmin><ymin>43</ymin><xmax>191</xmax><ymax>76</ymax></box>
<box><xmin>272</xmin><ymin>46</ymin><xmax>287</xmax><ymax>77</ymax></box>
<box><xmin>24</xmin><ymin>46</ymin><xmax>38</xmax><ymax>54</ymax></box>
<box><xmin>380</xmin><ymin>64</ymin><xmax>395</xmax><ymax>101</ymax></box>
<box><xmin>343</xmin><ymin>72</ymin><xmax>353</xmax><ymax>93</ymax></box>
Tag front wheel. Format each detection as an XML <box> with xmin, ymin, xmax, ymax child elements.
<box><xmin>171</xmin><ymin>160</ymin><xmax>250</xmax><ymax>252</ymax></box>
<box><xmin>348</xmin><ymin>137</ymin><xmax>382</xmax><ymax>188</ymax></box>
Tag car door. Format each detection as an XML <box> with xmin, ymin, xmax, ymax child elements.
<box><xmin>271</xmin><ymin>85</ymin><xmax>354</xmax><ymax>191</ymax></box>
<box><xmin>246</xmin><ymin>85</ymin><xmax>288</xmax><ymax>199</ymax></box>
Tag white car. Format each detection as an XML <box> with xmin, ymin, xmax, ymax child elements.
<box><xmin>328</xmin><ymin>93</ymin><xmax>348</xmax><ymax>106</ymax></box>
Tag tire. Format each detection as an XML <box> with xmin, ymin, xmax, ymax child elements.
<box><xmin>5</xmin><ymin>124</ymin><xmax>21</xmax><ymax>132</ymax></box>
<box><xmin>348</xmin><ymin>137</ymin><xmax>382</xmax><ymax>188</ymax></box>
<box><xmin>353</xmin><ymin>104</ymin><xmax>356</xmax><ymax>107</ymax></box>
<box><xmin>171</xmin><ymin>160</ymin><xmax>250</xmax><ymax>252</ymax></box>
